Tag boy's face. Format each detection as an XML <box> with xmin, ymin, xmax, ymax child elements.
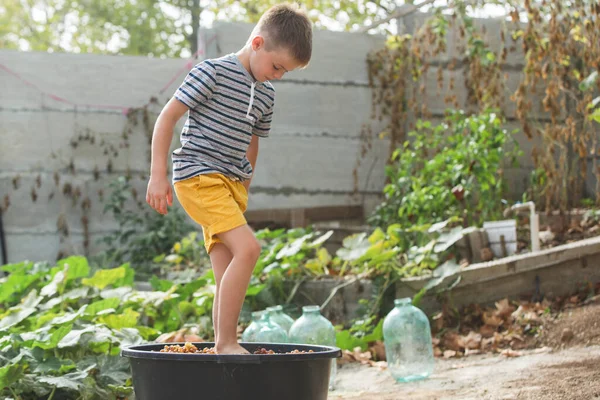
<box><xmin>249</xmin><ymin>35</ymin><xmax>302</xmax><ymax>83</ymax></box>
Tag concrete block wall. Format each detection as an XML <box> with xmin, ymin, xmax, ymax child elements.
<box><xmin>397</xmin><ymin>13</ymin><xmax>587</xmax><ymax>199</ymax></box>
<box><xmin>1</xmin><ymin>16</ymin><xmax>591</xmax><ymax>264</ymax></box>
<box><xmin>0</xmin><ymin>23</ymin><xmax>387</xmax><ymax>263</ymax></box>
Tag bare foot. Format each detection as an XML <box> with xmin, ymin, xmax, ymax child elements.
<box><xmin>216</xmin><ymin>342</ymin><xmax>250</xmax><ymax>354</ymax></box>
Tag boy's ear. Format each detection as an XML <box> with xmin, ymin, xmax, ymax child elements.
<box><xmin>251</xmin><ymin>35</ymin><xmax>265</xmax><ymax>51</ymax></box>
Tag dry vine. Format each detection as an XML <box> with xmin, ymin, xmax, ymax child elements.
<box><xmin>359</xmin><ymin>0</ymin><xmax>600</xmax><ymax>212</ymax></box>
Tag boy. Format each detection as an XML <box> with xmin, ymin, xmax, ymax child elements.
<box><xmin>146</xmin><ymin>4</ymin><xmax>313</xmax><ymax>354</ymax></box>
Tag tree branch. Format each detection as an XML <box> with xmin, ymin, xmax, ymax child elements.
<box><xmin>357</xmin><ymin>0</ymin><xmax>437</xmax><ymax>33</ymax></box>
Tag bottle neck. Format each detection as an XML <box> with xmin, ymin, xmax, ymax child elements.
<box><xmin>394</xmin><ymin>298</ymin><xmax>412</xmax><ymax>308</ymax></box>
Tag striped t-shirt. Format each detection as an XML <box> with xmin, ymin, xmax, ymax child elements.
<box><xmin>172</xmin><ymin>53</ymin><xmax>275</xmax><ymax>182</ymax></box>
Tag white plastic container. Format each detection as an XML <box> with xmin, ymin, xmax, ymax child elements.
<box><xmin>483</xmin><ymin>220</ymin><xmax>517</xmax><ymax>258</ymax></box>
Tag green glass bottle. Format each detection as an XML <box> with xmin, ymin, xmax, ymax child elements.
<box><xmin>255</xmin><ymin>312</ymin><xmax>288</xmax><ymax>343</ymax></box>
<box><xmin>288</xmin><ymin>305</ymin><xmax>337</xmax><ymax>389</ymax></box>
<box><xmin>266</xmin><ymin>305</ymin><xmax>295</xmax><ymax>333</ymax></box>
<box><xmin>383</xmin><ymin>298</ymin><xmax>434</xmax><ymax>382</ymax></box>
<box><xmin>241</xmin><ymin>311</ymin><xmax>264</xmax><ymax>342</ymax></box>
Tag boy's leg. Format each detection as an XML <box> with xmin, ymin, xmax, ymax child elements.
<box><xmin>214</xmin><ymin>224</ymin><xmax>261</xmax><ymax>354</ymax></box>
<box><xmin>208</xmin><ymin>243</ymin><xmax>232</xmax><ymax>344</ymax></box>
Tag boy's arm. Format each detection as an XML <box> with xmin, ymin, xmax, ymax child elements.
<box><xmin>243</xmin><ymin>134</ymin><xmax>260</xmax><ymax>192</ymax></box>
<box><xmin>146</xmin><ymin>97</ymin><xmax>188</xmax><ymax>215</ymax></box>
<box><xmin>245</xmin><ymin>95</ymin><xmax>275</xmax><ymax>191</ymax></box>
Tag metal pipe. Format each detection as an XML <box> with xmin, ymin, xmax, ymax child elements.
<box><xmin>0</xmin><ymin>211</ymin><xmax>7</xmax><ymax>265</ymax></box>
<box><xmin>503</xmin><ymin>201</ymin><xmax>540</xmax><ymax>252</ymax></box>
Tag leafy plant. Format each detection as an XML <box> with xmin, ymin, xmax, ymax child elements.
<box><xmin>96</xmin><ymin>176</ymin><xmax>195</xmax><ymax>279</ymax></box>
<box><xmin>152</xmin><ymin>232</ymin><xmax>212</xmax><ymax>281</ymax></box>
<box><xmin>0</xmin><ymin>255</ymin><xmax>265</xmax><ymax>399</ymax></box>
<box><xmin>369</xmin><ymin>110</ymin><xmax>521</xmax><ymax>229</ymax></box>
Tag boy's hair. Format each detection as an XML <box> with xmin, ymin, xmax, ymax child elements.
<box><xmin>254</xmin><ymin>3</ymin><xmax>313</xmax><ymax>67</ymax></box>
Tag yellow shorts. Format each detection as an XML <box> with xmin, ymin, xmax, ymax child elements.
<box><xmin>174</xmin><ymin>173</ymin><xmax>248</xmax><ymax>254</ymax></box>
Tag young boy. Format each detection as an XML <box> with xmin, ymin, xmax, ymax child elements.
<box><xmin>146</xmin><ymin>4</ymin><xmax>313</xmax><ymax>354</ymax></box>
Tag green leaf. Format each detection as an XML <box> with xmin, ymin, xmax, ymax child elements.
<box><xmin>0</xmin><ymin>272</ymin><xmax>40</xmax><ymax>304</ymax></box>
<box><xmin>245</xmin><ymin>284</ymin><xmax>265</xmax><ymax>297</ymax></box>
<box><xmin>40</xmin><ymin>269</ymin><xmax>66</xmax><ymax>298</ymax></box>
<box><xmin>136</xmin><ymin>326</ymin><xmax>160</xmax><ymax>340</ymax></box>
<box><xmin>336</xmin><ymin>232</ymin><xmax>371</xmax><ymax>261</ymax></box>
<box><xmin>178</xmin><ymin>278</ymin><xmax>207</xmax><ymax>299</ymax></box>
<box><xmin>0</xmin><ymin>300</ymin><xmax>39</xmax><ymax>331</ymax></box>
<box><xmin>587</xmin><ymin>96</ymin><xmax>600</xmax><ymax>110</ymax></box>
<box><xmin>33</xmin><ymin>357</ymin><xmax>76</xmax><ymax>374</ymax></box>
<box><xmin>39</xmin><ymin>287</ymin><xmax>89</xmax><ymax>311</ymax></box>
<box><xmin>434</xmin><ymin>227</ymin><xmax>465</xmax><ymax>253</ymax></box>
<box><xmin>113</xmin><ymin>327</ymin><xmax>144</xmax><ymax>348</ymax></box>
<box><xmin>590</xmin><ymin>107</ymin><xmax>600</xmax><ymax>124</ymax></box>
<box><xmin>98</xmin><ymin>308</ymin><xmax>140</xmax><ymax>330</ymax></box>
<box><xmin>309</xmin><ymin>230</ymin><xmax>333</xmax><ymax>247</ymax></box>
<box><xmin>423</xmin><ymin>260</ymin><xmax>462</xmax><ymax>291</ymax></box>
<box><xmin>57</xmin><ymin>325</ymin><xmax>96</xmax><ymax>348</ymax></box>
<box><xmin>335</xmin><ymin>329</ymin><xmax>369</xmax><ymax>351</ymax></box>
<box><xmin>85</xmin><ymin>298</ymin><xmax>121</xmax><ymax>317</ymax></box>
<box><xmin>0</xmin><ymin>261</ymin><xmax>33</xmax><ymax>274</ymax></box>
<box><xmin>368</xmin><ymin>228</ymin><xmax>386</xmax><ymax>242</ymax></box>
<box><xmin>363</xmin><ymin>319</ymin><xmax>384</xmax><ymax>342</ymax></box>
<box><xmin>113</xmin><ymin>263</ymin><xmax>135</xmax><ymax>287</ymax></box>
<box><xmin>82</xmin><ymin>266</ymin><xmax>127</xmax><ymax>289</ymax></box>
<box><xmin>150</xmin><ymin>276</ymin><xmax>174</xmax><ymax>292</ymax></box>
<box><xmin>34</xmin><ymin>324</ymin><xmax>73</xmax><ymax>350</ymax></box>
<box><xmin>39</xmin><ymin>371</ymin><xmax>88</xmax><ymax>391</ymax></box>
<box><xmin>49</xmin><ymin>305</ymin><xmax>88</xmax><ymax>326</ymax></box>
<box><xmin>108</xmin><ymin>384</ymin><xmax>134</xmax><ymax>396</ymax></box>
<box><xmin>0</xmin><ymin>363</ymin><xmax>25</xmax><ymax>389</ymax></box>
<box><xmin>579</xmin><ymin>70</ymin><xmax>598</xmax><ymax>91</ymax></box>
<box><xmin>57</xmin><ymin>256</ymin><xmax>91</xmax><ymax>281</ymax></box>
<box><xmin>276</xmin><ymin>234</ymin><xmax>313</xmax><ymax>259</ymax></box>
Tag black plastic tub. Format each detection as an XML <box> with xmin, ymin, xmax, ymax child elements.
<box><xmin>121</xmin><ymin>342</ymin><xmax>341</xmax><ymax>400</ymax></box>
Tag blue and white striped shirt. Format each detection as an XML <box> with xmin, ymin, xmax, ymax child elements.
<box><xmin>172</xmin><ymin>53</ymin><xmax>275</xmax><ymax>182</ymax></box>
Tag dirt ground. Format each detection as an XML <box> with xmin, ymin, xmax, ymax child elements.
<box><xmin>332</xmin><ymin>303</ymin><xmax>600</xmax><ymax>400</ymax></box>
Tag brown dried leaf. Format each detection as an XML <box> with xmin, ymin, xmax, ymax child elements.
<box><xmin>462</xmin><ymin>331</ymin><xmax>482</xmax><ymax>350</ymax></box>
<box><xmin>495</xmin><ymin>298</ymin><xmax>516</xmax><ymax>319</ymax></box>
<box><xmin>368</xmin><ymin>360</ymin><xmax>388</xmax><ymax>370</ymax></box>
<box><xmin>512</xmin><ymin>305</ymin><xmax>540</xmax><ymax>323</ymax></box>
<box><xmin>501</xmin><ymin>349</ymin><xmax>522</xmax><ymax>358</ymax></box>
<box><xmin>465</xmin><ymin>348</ymin><xmax>481</xmax><ymax>356</ymax></box>
<box><xmin>443</xmin><ymin>350</ymin><xmax>458</xmax><ymax>358</ymax></box>
<box><xmin>483</xmin><ymin>311</ymin><xmax>504</xmax><ymax>327</ymax></box>
<box><xmin>442</xmin><ymin>332</ymin><xmax>465</xmax><ymax>351</ymax></box>
<box><xmin>480</xmin><ymin>324</ymin><xmax>497</xmax><ymax>338</ymax></box>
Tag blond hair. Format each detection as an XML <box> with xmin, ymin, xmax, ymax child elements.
<box><xmin>254</xmin><ymin>3</ymin><xmax>313</xmax><ymax>67</ymax></box>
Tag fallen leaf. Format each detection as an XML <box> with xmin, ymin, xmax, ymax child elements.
<box><xmin>443</xmin><ymin>350</ymin><xmax>458</xmax><ymax>358</ymax></box>
<box><xmin>442</xmin><ymin>332</ymin><xmax>465</xmax><ymax>351</ymax></box>
<box><xmin>368</xmin><ymin>360</ymin><xmax>388</xmax><ymax>370</ymax></box>
<box><xmin>501</xmin><ymin>349</ymin><xmax>522</xmax><ymax>357</ymax></box>
<box><xmin>462</xmin><ymin>331</ymin><xmax>482</xmax><ymax>350</ymax></box>
<box><xmin>532</xmin><ymin>346</ymin><xmax>552</xmax><ymax>354</ymax></box>
<box><xmin>483</xmin><ymin>311</ymin><xmax>504</xmax><ymax>327</ymax></box>
<box><xmin>495</xmin><ymin>298</ymin><xmax>516</xmax><ymax>319</ymax></box>
<box><xmin>480</xmin><ymin>324</ymin><xmax>497</xmax><ymax>338</ymax></box>
<box><xmin>433</xmin><ymin>347</ymin><xmax>443</xmax><ymax>357</ymax></box>
<box><xmin>465</xmin><ymin>348</ymin><xmax>481</xmax><ymax>356</ymax></box>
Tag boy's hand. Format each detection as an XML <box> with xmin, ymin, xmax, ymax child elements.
<box><xmin>146</xmin><ymin>175</ymin><xmax>173</xmax><ymax>215</ymax></box>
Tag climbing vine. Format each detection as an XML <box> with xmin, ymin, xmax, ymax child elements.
<box><xmin>3</xmin><ymin>97</ymin><xmax>161</xmax><ymax>261</ymax></box>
